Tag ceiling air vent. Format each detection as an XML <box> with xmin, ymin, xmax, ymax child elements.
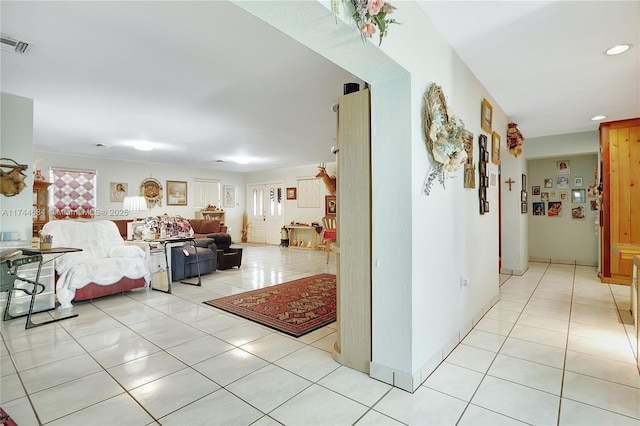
<box><xmin>1</xmin><ymin>34</ymin><xmax>31</xmax><ymax>54</ymax></box>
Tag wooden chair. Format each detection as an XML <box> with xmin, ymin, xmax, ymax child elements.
<box><xmin>317</xmin><ymin>216</ymin><xmax>336</xmax><ymax>264</ymax></box>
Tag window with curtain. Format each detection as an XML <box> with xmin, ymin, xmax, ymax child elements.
<box><xmin>49</xmin><ymin>167</ymin><xmax>97</xmax><ymax>219</ymax></box>
<box><xmin>194</xmin><ymin>178</ymin><xmax>221</xmax><ymax>209</ymax></box>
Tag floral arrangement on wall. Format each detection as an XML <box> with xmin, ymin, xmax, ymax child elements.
<box><xmin>506</xmin><ymin>122</ymin><xmax>525</xmax><ymax>157</ymax></box>
<box><xmin>422</xmin><ymin>83</ymin><xmax>468</xmax><ymax>195</ymax></box>
<box><xmin>334</xmin><ymin>0</ymin><xmax>399</xmax><ymax>46</ymax></box>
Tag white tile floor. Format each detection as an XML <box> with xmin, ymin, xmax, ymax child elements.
<box><xmin>1</xmin><ymin>248</ymin><xmax>639</xmax><ymax>425</ymax></box>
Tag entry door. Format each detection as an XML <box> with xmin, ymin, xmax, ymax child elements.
<box><xmin>247</xmin><ymin>183</ymin><xmax>284</xmax><ymax>245</ymax></box>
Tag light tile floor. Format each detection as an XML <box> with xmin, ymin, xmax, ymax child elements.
<box><xmin>1</xmin><ymin>248</ymin><xmax>639</xmax><ymax>425</ymax></box>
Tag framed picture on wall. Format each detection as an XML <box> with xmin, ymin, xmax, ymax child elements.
<box><xmin>491</xmin><ymin>132</ymin><xmax>501</xmax><ymax>165</ymax></box>
<box><xmin>574</xmin><ymin>177</ymin><xmax>583</xmax><ymax>187</ymax></box>
<box><xmin>532</xmin><ymin>186</ymin><xmax>540</xmax><ymax>195</ymax></box>
<box><xmin>572</xmin><ymin>188</ymin><xmax>586</xmax><ymax>203</ymax></box>
<box><xmin>544</xmin><ymin>178</ymin><xmax>553</xmax><ymax>188</ymax></box>
<box><xmin>557</xmin><ymin>160</ymin><xmax>571</xmax><ymax>174</ymax></box>
<box><xmin>286</xmin><ymin>187</ymin><xmax>297</xmax><ymax>200</ymax></box>
<box><xmin>325</xmin><ymin>195</ymin><xmax>336</xmax><ymax>217</ymax></box>
<box><xmin>166</xmin><ymin>180</ymin><xmax>187</xmax><ymax>205</ymax></box>
<box><xmin>481</xmin><ymin>98</ymin><xmax>493</xmax><ymax>133</ymax></box>
<box><xmin>110</xmin><ymin>182</ymin><xmax>128</xmax><ymax>203</ymax></box>
<box><xmin>533</xmin><ymin>202</ymin><xmax>545</xmax><ymax>215</ymax></box>
<box><xmin>521</xmin><ymin>202</ymin><xmax>528</xmax><ymax>214</ymax></box>
<box><xmin>521</xmin><ymin>191</ymin><xmax>527</xmax><ymax>202</ymax></box>
<box><xmin>223</xmin><ymin>185</ymin><xmax>235</xmax><ymax>207</ymax></box>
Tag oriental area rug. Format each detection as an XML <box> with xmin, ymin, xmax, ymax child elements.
<box><xmin>203</xmin><ymin>274</ymin><xmax>336</xmax><ymax>337</ymax></box>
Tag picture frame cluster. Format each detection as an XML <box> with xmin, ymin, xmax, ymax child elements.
<box><xmin>478</xmin><ymin>135</ymin><xmax>490</xmax><ymax>215</ymax></box>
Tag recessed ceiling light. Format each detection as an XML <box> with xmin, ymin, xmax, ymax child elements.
<box><xmin>605</xmin><ymin>44</ymin><xmax>631</xmax><ymax>55</ymax></box>
<box><xmin>591</xmin><ymin>115</ymin><xmax>607</xmax><ymax>121</ymax></box>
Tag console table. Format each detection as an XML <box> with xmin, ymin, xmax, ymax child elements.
<box><xmin>286</xmin><ymin>225</ymin><xmax>320</xmax><ymax>249</ymax></box>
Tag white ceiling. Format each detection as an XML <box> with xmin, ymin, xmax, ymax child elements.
<box><xmin>2</xmin><ymin>1</ymin><xmax>638</xmax><ymax>172</ymax></box>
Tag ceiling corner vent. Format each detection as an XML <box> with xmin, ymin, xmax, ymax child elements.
<box><xmin>1</xmin><ymin>34</ymin><xmax>31</xmax><ymax>54</ymax></box>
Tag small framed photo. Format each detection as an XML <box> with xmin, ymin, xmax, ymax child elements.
<box><xmin>484</xmin><ymin>201</ymin><xmax>490</xmax><ymax>213</ymax></box>
<box><xmin>489</xmin><ymin>171</ymin><xmax>498</xmax><ymax>188</ymax></box>
<box><xmin>532</xmin><ymin>186</ymin><xmax>540</xmax><ymax>195</ymax></box>
<box><xmin>557</xmin><ymin>160</ymin><xmax>571</xmax><ymax>175</ymax></box>
<box><xmin>548</xmin><ymin>201</ymin><xmax>562</xmax><ymax>217</ymax></box>
<box><xmin>551</xmin><ymin>192</ymin><xmax>556</xmax><ymax>198</ymax></box>
<box><xmin>557</xmin><ymin>175</ymin><xmax>570</xmax><ymax>189</ymax></box>
<box><xmin>560</xmin><ymin>191</ymin><xmax>568</xmax><ymax>201</ymax></box>
<box><xmin>166</xmin><ymin>180</ymin><xmax>188</xmax><ymax>206</ymax></box>
<box><xmin>590</xmin><ymin>200</ymin><xmax>598</xmax><ymax>211</ymax></box>
<box><xmin>533</xmin><ymin>202</ymin><xmax>545</xmax><ymax>215</ymax></box>
<box><xmin>491</xmin><ymin>132</ymin><xmax>501</xmax><ymax>165</ymax></box>
<box><xmin>521</xmin><ymin>174</ymin><xmax>526</xmax><ymax>189</ymax></box>
<box><xmin>481</xmin><ymin>98</ymin><xmax>493</xmax><ymax>133</ymax></box>
<box><xmin>544</xmin><ymin>178</ymin><xmax>553</xmax><ymax>188</ymax></box>
<box><xmin>541</xmin><ymin>192</ymin><xmax>549</xmax><ymax>201</ymax></box>
<box><xmin>521</xmin><ymin>191</ymin><xmax>527</xmax><ymax>202</ymax></box>
<box><xmin>572</xmin><ymin>188</ymin><xmax>586</xmax><ymax>204</ymax></box>
<box><xmin>572</xmin><ymin>206</ymin><xmax>586</xmax><ymax>219</ymax></box>
<box><xmin>574</xmin><ymin>177</ymin><xmax>583</xmax><ymax>187</ymax></box>
<box><xmin>223</xmin><ymin>185</ymin><xmax>235</xmax><ymax>207</ymax></box>
<box><xmin>521</xmin><ymin>202</ymin><xmax>528</xmax><ymax>214</ymax></box>
<box><xmin>325</xmin><ymin>195</ymin><xmax>337</xmax><ymax>216</ymax></box>
<box><xmin>286</xmin><ymin>187</ymin><xmax>297</xmax><ymax>200</ymax></box>
<box><xmin>110</xmin><ymin>182</ymin><xmax>128</xmax><ymax>203</ymax></box>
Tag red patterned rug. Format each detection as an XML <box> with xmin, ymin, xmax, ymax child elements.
<box><xmin>203</xmin><ymin>274</ymin><xmax>336</xmax><ymax>337</ymax></box>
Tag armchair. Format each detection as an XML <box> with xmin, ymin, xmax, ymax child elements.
<box><xmin>41</xmin><ymin>220</ymin><xmax>150</xmax><ymax>308</ymax></box>
<box><xmin>209</xmin><ymin>233</ymin><xmax>242</xmax><ymax>269</ymax></box>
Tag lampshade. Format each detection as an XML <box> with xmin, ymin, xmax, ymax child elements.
<box><xmin>123</xmin><ymin>195</ymin><xmax>148</xmax><ymax>212</ymax></box>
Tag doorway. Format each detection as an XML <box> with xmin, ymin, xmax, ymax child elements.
<box><xmin>247</xmin><ymin>182</ymin><xmax>285</xmax><ymax>245</ymax></box>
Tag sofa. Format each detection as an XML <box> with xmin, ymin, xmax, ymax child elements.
<box><xmin>189</xmin><ymin>219</ymin><xmax>228</xmax><ymax>238</ymax></box>
<box><xmin>42</xmin><ymin>220</ymin><xmax>150</xmax><ymax>308</ymax></box>
<box><xmin>170</xmin><ymin>239</ymin><xmax>217</xmax><ymax>281</ymax></box>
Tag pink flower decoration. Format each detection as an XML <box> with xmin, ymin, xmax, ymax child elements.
<box><xmin>368</xmin><ymin>0</ymin><xmax>385</xmax><ymax>16</ymax></box>
<box><xmin>362</xmin><ymin>23</ymin><xmax>376</xmax><ymax>37</ymax></box>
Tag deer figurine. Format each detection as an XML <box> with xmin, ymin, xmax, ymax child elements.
<box><xmin>316</xmin><ymin>163</ymin><xmax>336</xmax><ymax>194</ymax></box>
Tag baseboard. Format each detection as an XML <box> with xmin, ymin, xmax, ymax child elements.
<box><xmin>369</xmin><ymin>293</ymin><xmax>500</xmax><ymax>393</ymax></box>
<box><xmin>528</xmin><ymin>257</ymin><xmax>598</xmax><ymax>267</ymax></box>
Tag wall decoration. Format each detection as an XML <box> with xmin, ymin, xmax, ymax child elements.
<box><xmin>506</xmin><ymin>122</ymin><xmax>525</xmax><ymax>157</ymax></box>
<box><xmin>325</xmin><ymin>195</ymin><xmax>337</xmax><ymax>216</ymax></box>
<box><xmin>574</xmin><ymin>177</ymin><xmax>583</xmax><ymax>187</ymax></box>
<box><xmin>521</xmin><ymin>174</ymin><xmax>526</xmax><ymax>190</ymax></box>
<box><xmin>521</xmin><ymin>191</ymin><xmax>527</xmax><ymax>202</ymax></box>
<box><xmin>166</xmin><ymin>180</ymin><xmax>187</xmax><ymax>206</ymax></box>
<box><xmin>223</xmin><ymin>185</ymin><xmax>235</xmax><ymax>207</ymax></box>
<box><xmin>521</xmin><ymin>202</ymin><xmax>528</xmax><ymax>214</ymax></box>
<box><xmin>286</xmin><ymin>187</ymin><xmax>297</xmax><ymax>200</ymax></box>
<box><xmin>590</xmin><ymin>200</ymin><xmax>598</xmax><ymax>211</ymax></box>
<box><xmin>316</xmin><ymin>163</ymin><xmax>336</xmax><ymax>194</ymax></box>
<box><xmin>422</xmin><ymin>83</ymin><xmax>469</xmax><ymax>195</ymax></box>
<box><xmin>110</xmin><ymin>182</ymin><xmax>127</xmax><ymax>203</ymax></box>
<box><xmin>560</xmin><ymin>191</ymin><xmax>568</xmax><ymax>201</ymax></box>
<box><xmin>557</xmin><ymin>160</ymin><xmax>570</xmax><ymax>174</ymax></box>
<box><xmin>572</xmin><ymin>188</ymin><xmax>586</xmax><ymax>203</ymax></box>
<box><xmin>338</xmin><ymin>0</ymin><xmax>399</xmax><ymax>46</ymax></box>
<box><xmin>550</xmin><ymin>192</ymin><xmax>556</xmax><ymax>198</ymax></box>
<box><xmin>140</xmin><ymin>177</ymin><xmax>163</xmax><ymax>208</ymax></box>
<box><xmin>491</xmin><ymin>132</ymin><xmax>501</xmax><ymax>165</ymax></box>
<box><xmin>0</xmin><ymin>157</ymin><xmax>28</xmax><ymax>197</ymax></box>
<box><xmin>463</xmin><ymin>130</ymin><xmax>476</xmax><ymax>189</ymax></box>
<box><xmin>478</xmin><ymin>135</ymin><xmax>489</xmax><ymax>214</ymax></box>
<box><xmin>544</xmin><ymin>178</ymin><xmax>553</xmax><ymax>188</ymax></box>
<box><xmin>557</xmin><ymin>175</ymin><xmax>570</xmax><ymax>189</ymax></box>
<box><xmin>481</xmin><ymin>99</ymin><xmax>493</xmax><ymax>133</ymax></box>
<box><xmin>533</xmin><ymin>202</ymin><xmax>545</xmax><ymax>215</ymax></box>
<box><xmin>489</xmin><ymin>171</ymin><xmax>498</xmax><ymax>188</ymax></box>
<box><xmin>548</xmin><ymin>201</ymin><xmax>562</xmax><ymax>217</ymax></box>
<box><xmin>532</xmin><ymin>186</ymin><xmax>540</xmax><ymax>195</ymax></box>
<box><xmin>572</xmin><ymin>205</ymin><xmax>586</xmax><ymax>219</ymax></box>
<box><xmin>541</xmin><ymin>192</ymin><xmax>549</xmax><ymax>201</ymax></box>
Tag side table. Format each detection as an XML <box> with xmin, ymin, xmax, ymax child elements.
<box><xmin>3</xmin><ymin>247</ymin><xmax>82</xmax><ymax>329</ymax></box>
<box><xmin>145</xmin><ymin>237</ymin><xmax>202</xmax><ymax>294</ymax></box>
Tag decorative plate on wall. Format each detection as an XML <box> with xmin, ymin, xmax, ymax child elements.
<box><xmin>140</xmin><ymin>177</ymin><xmax>163</xmax><ymax>208</ymax></box>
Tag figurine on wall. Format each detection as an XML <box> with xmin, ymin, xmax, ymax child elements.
<box><xmin>506</xmin><ymin>122</ymin><xmax>525</xmax><ymax>157</ymax></box>
<box><xmin>1</xmin><ymin>158</ymin><xmax>28</xmax><ymax>197</ymax></box>
<box><xmin>316</xmin><ymin>162</ymin><xmax>336</xmax><ymax>194</ymax></box>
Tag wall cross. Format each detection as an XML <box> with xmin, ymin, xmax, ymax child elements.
<box><xmin>505</xmin><ymin>178</ymin><xmax>515</xmax><ymax>191</ymax></box>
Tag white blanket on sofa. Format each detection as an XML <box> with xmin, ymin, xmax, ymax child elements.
<box><xmin>42</xmin><ymin>220</ymin><xmax>151</xmax><ymax>309</ymax></box>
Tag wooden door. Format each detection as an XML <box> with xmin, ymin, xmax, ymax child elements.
<box><xmin>600</xmin><ymin>118</ymin><xmax>640</xmax><ymax>284</ymax></box>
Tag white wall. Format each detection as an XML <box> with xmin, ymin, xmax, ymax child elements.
<box><xmin>0</xmin><ymin>92</ymin><xmax>34</xmax><ymax>242</ymax></box>
<box><xmin>244</xmin><ymin>162</ymin><xmax>335</xmax><ymax>226</ymax></box>
<box><xmin>527</xmin><ymin>154</ymin><xmax>598</xmax><ymax>265</ymax></box>
<box><xmin>235</xmin><ymin>1</ymin><xmax>506</xmax><ymax>390</ymax></box>
<box><xmin>525</xmin><ymin>131</ymin><xmax>599</xmax><ymax>159</ymax></box>
<box><xmin>33</xmin><ymin>152</ymin><xmax>246</xmax><ymax>241</ymax></box>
